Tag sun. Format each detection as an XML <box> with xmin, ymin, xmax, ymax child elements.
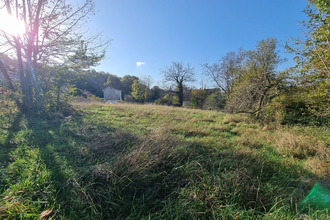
<box><xmin>0</xmin><ymin>13</ymin><xmax>26</xmax><ymax>36</ymax></box>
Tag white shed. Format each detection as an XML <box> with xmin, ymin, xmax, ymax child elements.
<box><xmin>103</xmin><ymin>86</ymin><xmax>122</xmax><ymax>101</ymax></box>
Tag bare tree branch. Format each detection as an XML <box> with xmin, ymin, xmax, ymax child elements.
<box><xmin>162</xmin><ymin>62</ymin><xmax>195</xmax><ymax>106</ymax></box>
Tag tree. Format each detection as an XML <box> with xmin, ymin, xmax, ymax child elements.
<box><xmin>39</xmin><ymin>42</ymin><xmax>104</xmax><ymax>111</ymax></box>
<box><xmin>190</xmin><ymin>89</ymin><xmax>208</xmax><ymax>109</ymax></box>
<box><xmin>120</xmin><ymin>75</ymin><xmax>139</xmax><ymax>96</ymax></box>
<box><xmin>286</xmin><ymin>0</ymin><xmax>329</xmax><ymax>118</ymax></box>
<box><xmin>204</xmin><ymin>90</ymin><xmax>226</xmax><ymax>111</ymax></box>
<box><xmin>139</xmin><ymin>74</ymin><xmax>154</xmax><ymax>102</ymax></box>
<box><xmin>75</xmin><ymin>70</ymin><xmax>108</xmax><ymax>97</ymax></box>
<box><xmin>149</xmin><ymin>86</ymin><xmax>163</xmax><ymax>102</ymax></box>
<box><xmin>203</xmin><ymin>50</ymin><xmax>243</xmax><ymax>98</ymax></box>
<box><xmin>287</xmin><ymin>0</ymin><xmax>329</xmax><ymax>78</ymax></box>
<box><xmin>227</xmin><ymin>38</ymin><xmax>284</xmax><ymax>118</ymax></box>
<box><xmin>0</xmin><ymin>0</ymin><xmax>106</xmax><ymax>112</ymax></box>
<box><xmin>162</xmin><ymin>62</ymin><xmax>195</xmax><ymax>107</ymax></box>
<box><xmin>105</xmin><ymin>74</ymin><xmax>123</xmax><ymax>90</ymax></box>
<box><xmin>139</xmin><ymin>74</ymin><xmax>153</xmax><ymax>90</ymax></box>
<box><xmin>131</xmin><ymin>80</ymin><xmax>147</xmax><ymax>103</ymax></box>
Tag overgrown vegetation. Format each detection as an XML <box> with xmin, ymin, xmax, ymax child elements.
<box><xmin>0</xmin><ymin>0</ymin><xmax>329</xmax><ymax>218</ymax></box>
<box><xmin>0</xmin><ymin>102</ymin><xmax>329</xmax><ymax>219</ymax></box>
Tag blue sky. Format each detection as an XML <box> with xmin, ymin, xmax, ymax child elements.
<box><xmin>87</xmin><ymin>0</ymin><xmax>308</xmax><ymax>87</ymax></box>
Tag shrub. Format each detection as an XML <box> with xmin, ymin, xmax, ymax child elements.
<box><xmin>204</xmin><ymin>90</ymin><xmax>226</xmax><ymax>110</ymax></box>
<box><xmin>155</xmin><ymin>94</ymin><xmax>180</xmax><ymax>106</ymax></box>
<box><xmin>124</xmin><ymin>94</ymin><xmax>135</xmax><ymax>102</ymax></box>
<box><xmin>265</xmin><ymin>91</ymin><xmax>329</xmax><ymax>126</ymax></box>
<box><xmin>190</xmin><ymin>90</ymin><xmax>208</xmax><ymax>109</ymax></box>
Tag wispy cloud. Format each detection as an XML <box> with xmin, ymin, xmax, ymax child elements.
<box><xmin>136</xmin><ymin>61</ymin><xmax>145</xmax><ymax>67</ymax></box>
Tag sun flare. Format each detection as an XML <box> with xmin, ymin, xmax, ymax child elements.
<box><xmin>0</xmin><ymin>13</ymin><xmax>26</xmax><ymax>36</ymax></box>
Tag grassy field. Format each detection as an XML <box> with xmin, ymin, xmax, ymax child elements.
<box><xmin>0</xmin><ymin>101</ymin><xmax>329</xmax><ymax>219</ymax></box>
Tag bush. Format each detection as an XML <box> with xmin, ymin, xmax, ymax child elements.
<box><xmin>155</xmin><ymin>94</ymin><xmax>180</xmax><ymax>106</ymax></box>
<box><xmin>265</xmin><ymin>92</ymin><xmax>329</xmax><ymax>126</ymax></box>
<box><xmin>124</xmin><ymin>94</ymin><xmax>135</xmax><ymax>102</ymax></box>
<box><xmin>190</xmin><ymin>90</ymin><xmax>208</xmax><ymax>109</ymax></box>
<box><xmin>204</xmin><ymin>90</ymin><xmax>225</xmax><ymax>111</ymax></box>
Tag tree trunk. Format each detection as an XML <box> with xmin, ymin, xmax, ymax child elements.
<box><xmin>26</xmin><ymin>0</ymin><xmax>43</xmax><ymax>109</ymax></box>
<box><xmin>256</xmin><ymin>87</ymin><xmax>270</xmax><ymax>119</ymax></box>
<box><xmin>14</xmin><ymin>38</ymin><xmax>34</xmax><ymax>113</ymax></box>
<box><xmin>177</xmin><ymin>82</ymin><xmax>184</xmax><ymax>107</ymax></box>
<box><xmin>27</xmin><ymin>50</ymin><xmax>42</xmax><ymax>110</ymax></box>
<box><xmin>4</xmin><ymin>0</ymin><xmax>33</xmax><ymax>112</ymax></box>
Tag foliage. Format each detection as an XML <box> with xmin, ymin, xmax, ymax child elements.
<box><xmin>104</xmin><ymin>75</ymin><xmax>144</xmax><ymax>103</ymax></box>
<box><xmin>287</xmin><ymin>0</ymin><xmax>329</xmax><ymax>78</ymax></box>
<box><xmin>104</xmin><ymin>74</ymin><xmax>142</xmax><ymax>100</ymax></box>
<box><xmin>190</xmin><ymin>89</ymin><xmax>208</xmax><ymax>109</ymax></box>
<box><xmin>120</xmin><ymin>75</ymin><xmax>140</xmax><ymax>96</ymax></box>
<box><xmin>104</xmin><ymin>74</ymin><xmax>122</xmax><ymax>90</ymax></box>
<box><xmin>0</xmin><ymin>55</ymin><xmax>16</xmax><ymax>93</ymax></box>
<box><xmin>265</xmin><ymin>86</ymin><xmax>329</xmax><ymax>126</ymax></box>
<box><xmin>155</xmin><ymin>93</ymin><xmax>179</xmax><ymax>106</ymax></box>
<box><xmin>75</xmin><ymin>70</ymin><xmax>109</xmax><ymax>97</ymax></box>
<box><xmin>131</xmin><ymin>80</ymin><xmax>147</xmax><ymax>103</ymax></box>
<box><xmin>227</xmin><ymin>38</ymin><xmax>284</xmax><ymax>118</ymax></box>
<box><xmin>0</xmin><ymin>0</ymin><xmax>107</xmax><ymax>112</ymax></box>
<box><xmin>204</xmin><ymin>90</ymin><xmax>226</xmax><ymax>111</ymax></box>
<box><xmin>190</xmin><ymin>89</ymin><xmax>224</xmax><ymax>110</ymax></box>
<box><xmin>284</xmin><ymin>0</ymin><xmax>329</xmax><ymax>123</ymax></box>
<box><xmin>37</xmin><ymin>42</ymin><xmax>104</xmax><ymax>112</ymax></box>
<box><xmin>39</xmin><ymin>65</ymin><xmax>76</xmax><ymax>112</ymax></box>
<box><xmin>124</xmin><ymin>94</ymin><xmax>135</xmax><ymax>102</ymax></box>
<box><xmin>149</xmin><ymin>86</ymin><xmax>163</xmax><ymax>102</ymax></box>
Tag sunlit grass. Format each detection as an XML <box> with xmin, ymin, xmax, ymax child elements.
<box><xmin>0</xmin><ymin>101</ymin><xmax>329</xmax><ymax>219</ymax></box>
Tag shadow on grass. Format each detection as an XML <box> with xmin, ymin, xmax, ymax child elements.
<box><xmin>0</xmin><ymin>113</ymin><xmax>23</xmax><ymax>162</ymax></box>
<box><xmin>23</xmin><ymin>112</ymin><xmax>120</xmax><ymax>218</ymax></box>
<box><xmin>21</xmin><ymin>111</ymin><xmax>149</xmax><ymax>219</ymax></box>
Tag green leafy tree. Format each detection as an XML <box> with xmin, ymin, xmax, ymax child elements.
<box><xmin>287</xmin><ymin>0</ymin><xmax>329</xmax><ymax>77</ymax></box>
<box><xmin>227</xmin><ymin>38</ymin><xmax>284</xmax><ymax>118</ymax></box>
<box><xmin>286</xmin><ymin>0</ymin><xmax>329</xmax><ymax>118</ymax></box>
<box><xmin>150</xmin><ymin>86</ymin><xmax>163</xmax><ymax>102</ymax></box>
<box><xmin>105</xmin><ymin>74</ymin><xmax>123</xmax><ymax>90</ymax></box>
<box><xmin>131</xmin><ymin>80</ymin><xmax>147</xmax><ymax>103</ymax></box>
<box><xmin>121</xmin><ymin>75</ymin><xmax>140</xmax><ymax>96</ymax></box>
<box><xmin>40</xmin><ymin>42</ymin><xmax>104</xmax><ymax>111</ymax></box>
<box><xmin>0</xmin><ymin>0</ymin><xmax>107</xmax><ymax>112</ymax></box>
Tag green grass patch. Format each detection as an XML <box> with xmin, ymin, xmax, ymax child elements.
<box><xmin>0</xmin><ymin>102</ymin><xmax>329</xmax><ymax>219</ymax></box>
